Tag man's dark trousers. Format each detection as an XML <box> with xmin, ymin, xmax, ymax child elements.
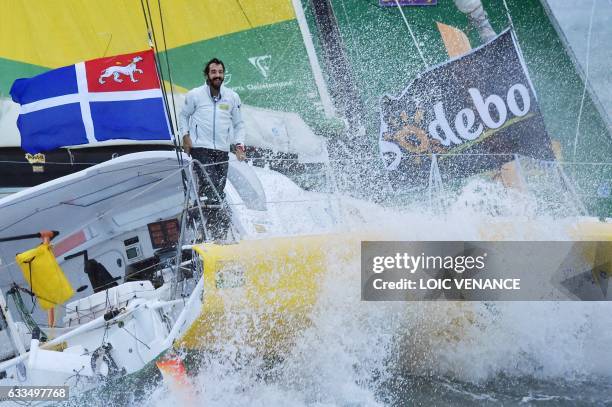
<box><xmin>190</xmin><ymin>147</ymin><xmax>229</xmax><ymax>203</ymax></box>
<box><xmin>190</xmin><ymin>147</ymin><xmax>230</xmax><ymax>239</ymax></box>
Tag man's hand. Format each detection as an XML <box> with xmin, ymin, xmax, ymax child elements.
<box><xmin>236</xmin><ymin>144</ymin><xmax>246</xmax><ymax>162</ymax></box>
<box><xmin>182</xmin><ymin>134</ymin><xmax>192</xmax><ymax>156</ymax></box>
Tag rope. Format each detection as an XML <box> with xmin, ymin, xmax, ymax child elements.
<box><xmin>501</xmin><ymin>0</ymin><xmax>516</xmax><ymax>30</ymax></box>
<box><xmin>100</xmin><ymin>320</ymin><xmax>110</xmax><ymax>350</ymax></box>
<box><xmin>6</xmin><ymin>286</ymin><xmax>48</xmax><ymax>341</ymax></box>
<box><xmin>393</xmin><ymin>0</ymin><xmax>428</xmax><ymax>68</ymax></box>
<box><xmin>227</xmin><ymin>198</ymin><xmax>335</xmax><ymax>205</ymax></box>
<box><xmin>141</xmin><ymin>0</ymin><xmax>186</xmax><ymax>176</ymax></box>
<box><xmin>8</xmin><ymin>284</ymin><xmax>78</xmax><ymax>314</ymax></box>
<box><xmin>572</xmin><ymin>0</ymin><xmax>597</xmax><ymax>160</ymax></box>
<box><xmin>139</xmin><ymin>0</ymin><xmax>154</xmax><ymax>47</ymax></box>
<box><xmin>339</xmin><ymin>0</ymin><xmax>366</xmax><ymax>68</ymax></box>
<box><xmin>121</xmin><ymin>325</ymin><xmax>151</xmax><ymax>349</ymax></box>
<box><xmin>156</xmin><ymin>0</ymin><xmax>181</xmax><ymax>162</ymax></box>
<box><xmin>0</xmin><ymin>159</ymin><xmax>131</xmax><ymax>165</ymax></box>
<box><xmin>236</xmin><ymin>0</ymin><xmax>254</xmax><ymax>28</ymax></box>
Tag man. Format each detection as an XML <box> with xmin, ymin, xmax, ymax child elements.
<box><xmin>179</xmin><ymin>58</ymin><xmax>246</xmax><ymax>238</ymax></box>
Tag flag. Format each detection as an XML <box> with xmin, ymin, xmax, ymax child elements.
<box><xmin>10</xmin><ymin>49</ymin><xmax>171</xmax><ymax>153</ymax></box>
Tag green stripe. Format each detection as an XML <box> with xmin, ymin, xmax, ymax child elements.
<box><xmin>0</xmin><ymin>57</ymin><xmax>48</xmax><ymax>96</ymax></box>
<box><xmin>161</xmin><ymin>20</ymin><xmax>326</xmax><ymax>128</ymax></box>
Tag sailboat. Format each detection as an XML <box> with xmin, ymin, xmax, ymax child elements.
<box><xmin>0</xmin><ymin>149</ymin><xmax>365</xmax><ymax>393</ymax></box>
<box><xmin>0</xmin><ymin>0</ymin><xmax>610</xmax><ymax>402</ymax></box>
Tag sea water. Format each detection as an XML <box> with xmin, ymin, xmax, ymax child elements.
<box><xmin>134</xmin><ymin>179</ymin><xmax>612</xmax><ymax>407</ymax></box>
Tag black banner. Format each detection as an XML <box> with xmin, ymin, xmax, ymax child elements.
<box><xmin>379</xmin><ymin>29</ymin><xmax>554</xmax><ymax>186</ymax></box>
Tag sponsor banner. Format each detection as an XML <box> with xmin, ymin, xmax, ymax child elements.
<box><xmin>361</xmin><ymin>241</ymin><xmax>612</xmax><ymax>301</ymax></box>
<box><xmin>379</xmin><ymin>0</ymin><xmax>437</xmax><ymax>6</ymax></box>
<box><xmin>379</xmin><ymin>29</ymin><xmax>554</xmax><ymax>186</ymax></box>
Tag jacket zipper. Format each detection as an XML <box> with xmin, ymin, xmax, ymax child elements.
<box><xmin>212</xmin><ymin>97</ymin><xmax>217</xmax><ymax>149</ymax></box>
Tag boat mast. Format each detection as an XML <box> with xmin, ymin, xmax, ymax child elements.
<box><xmin>295</xmin><ymin>0</ymin><xmax>365</xmax><ymax>138</ymax></box>
<box><xmin>291</xmin><ymin>0</ymin><xmax>336</xmax><ymax>119</ymax></box>
<box><xmin>453</xmin><ymin>0</ymin><xmax>496</xmax><ymax>43</ymax></box>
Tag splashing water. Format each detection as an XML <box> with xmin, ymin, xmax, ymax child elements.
<box><xmin>138</xmin><ymin>179</ymin><xmax>611</xmax><ymax>407</ymax></box>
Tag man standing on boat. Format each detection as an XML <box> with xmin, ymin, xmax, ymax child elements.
<box><xmin>179</xmin><ymin>58</ymin><xmax>247</xmax><ymax>239</ymax></box>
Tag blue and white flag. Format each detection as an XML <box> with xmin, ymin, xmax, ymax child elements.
<box><xmin>10</xmin><ymin>49</ymin><xmax>171</xmax><ymax>153</ymax></box>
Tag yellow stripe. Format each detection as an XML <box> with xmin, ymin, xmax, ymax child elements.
<box><xmin>163</xmin><ymin>80</ymin><xmax>188</xmax><ymax>94</ymax></box>
<box><xmin>0</xmin><ymin>0</ymin><xmax>295</xmax><ymax>69</ymax></box>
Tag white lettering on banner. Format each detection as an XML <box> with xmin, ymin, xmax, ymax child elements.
<box><xmin>469</xmin><ymin>88</ymin><xmax>508</xmax><ymax>129</ymax></box>
<box><xmin>506</xmin><ymin>83</ymin><xmax>530</xmax><ymax>117</ymax></box>
<box><xmin>454</xmin><ymin>108</ymin><xmax>483</xmax><ymax>140</ymax></box>
<box><xmin>246</xmin><ymin>81</ymin><xmax>294</xmax><ymax>91</ymax></box>
<box><xmin>426</xmin><ymin>82</ymin><xmax>532</xmax><ymax>146</ymax></box>
<box><xmin>428</xmin><ymin>102</ymin><xmax>462</xmax><ymax>146</ymax></box>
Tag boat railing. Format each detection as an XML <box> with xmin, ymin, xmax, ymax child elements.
<box><xmin>1</xmin><ymin>152</ymin><xmax>608</xmax><ymax>270</ymax></box>
<box><xmin>239</xmin><ymin>152</ymin><xmax>611</xmax><ymax>220</ymax></box>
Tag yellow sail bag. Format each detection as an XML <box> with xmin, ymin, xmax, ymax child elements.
<box><xmin>15</xmin><ymin>243</ymin><xmax>74</xmax><ymax>310</ymax></box>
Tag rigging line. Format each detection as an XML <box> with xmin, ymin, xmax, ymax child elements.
<box><xmin>572</xmin><ymin>0</ymin><xmax>597</xmax><ymax>160</ymax></box>
<box><xmin>500</xmin><ymin>0</ymin><xmax>539</xmax><ymax>100</ymax></box>
<box><xmin>139</xmin><ymin>0</ymin><xmax>154</xmax><ymax>47</ymax></box>
<box><xmin>368</xmin><ymin>0</ymin><xmax>443</xmax><ymax>34</ymax></box>
<box><xmin>144</xmin><ymin>0</ymin><xmax>185</xmax><ymax>172</ymax></box>
<box><xmin>0</xmin><ymin>259</ymin><xmax>19</xmax><ymax>284</ymax></box>
<box><xmin>21</xmin><ymin>286</ymin><xmax>163</xmax><ymax>324</ymax></box>
<box><xmin>236</xmin><ymin>0</ymin><xmax>253</xmax><ymax>28</ymax></box>
<box><xmin>121</xmin><ymin>325</ymin><xmax>151</xmax><ymax>349</ymax></box>
<box><xmin>501</xmin><ymin>0</ymin><xmax>516</xmax><ymax>30</ymax></box>
<box><xmin>9</xmin><ymin>284</ymin><xmax>79</xmax><ymax>314</ymax></box>
<box><xmin>64</xmin><ymin>365</ymin><xmax>87</xmax><ymax>387</ymax></box>
<box><xmin>101</xmin><ymin>33</ymin><xmax>113</xmax><ymax>58</ymax></box>
<box><xmin>0</xmin><ymin>158</ymin><xmax>171</xmax><ymax>165</ymax></box>
<box><xmin>267</xmin><ymin>2</ymin><xmax>305</xmax><ymax>87</ymax></box>
<box><xmin>339</xmin><ymin>0</ymin><xmax>366</xmax><ymax>73</ymax></box>
<box><xmin>156</xmin><ymin>0</ymin><xmax>182</xmax><ymax>167</ymax></box>
<box><xmin>0</xmin><ymin>160</ymin><xmax>99</xmax><ymax>165</ymax></box>
<box><xmin>393</xmin><ymin>0</ymin><xmax>428</xmax><ymax>69</ymax></box>
<box><xmin>100</xmin><ymin>321</ymin><xmax>110</xmax><ymax>349</ymax></box>
<box><xmin>140</xmin><ymin>0</ymin><xmax>181</xmax><ymax>167</ymax></box>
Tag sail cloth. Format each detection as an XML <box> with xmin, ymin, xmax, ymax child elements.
<box><xmin>15</xmin><ymin>243</ymin><xmax>74</xmax><ymax>310</ymax></box>
<box><xmin>9</xmin><ymin>49</ymin><xmax>171</xmax><ymax>154</ymax></box>
<box><xmin>379</xmin><ymin>29</ymin><xmax>554</xmax><ymax>186</ymax></box>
